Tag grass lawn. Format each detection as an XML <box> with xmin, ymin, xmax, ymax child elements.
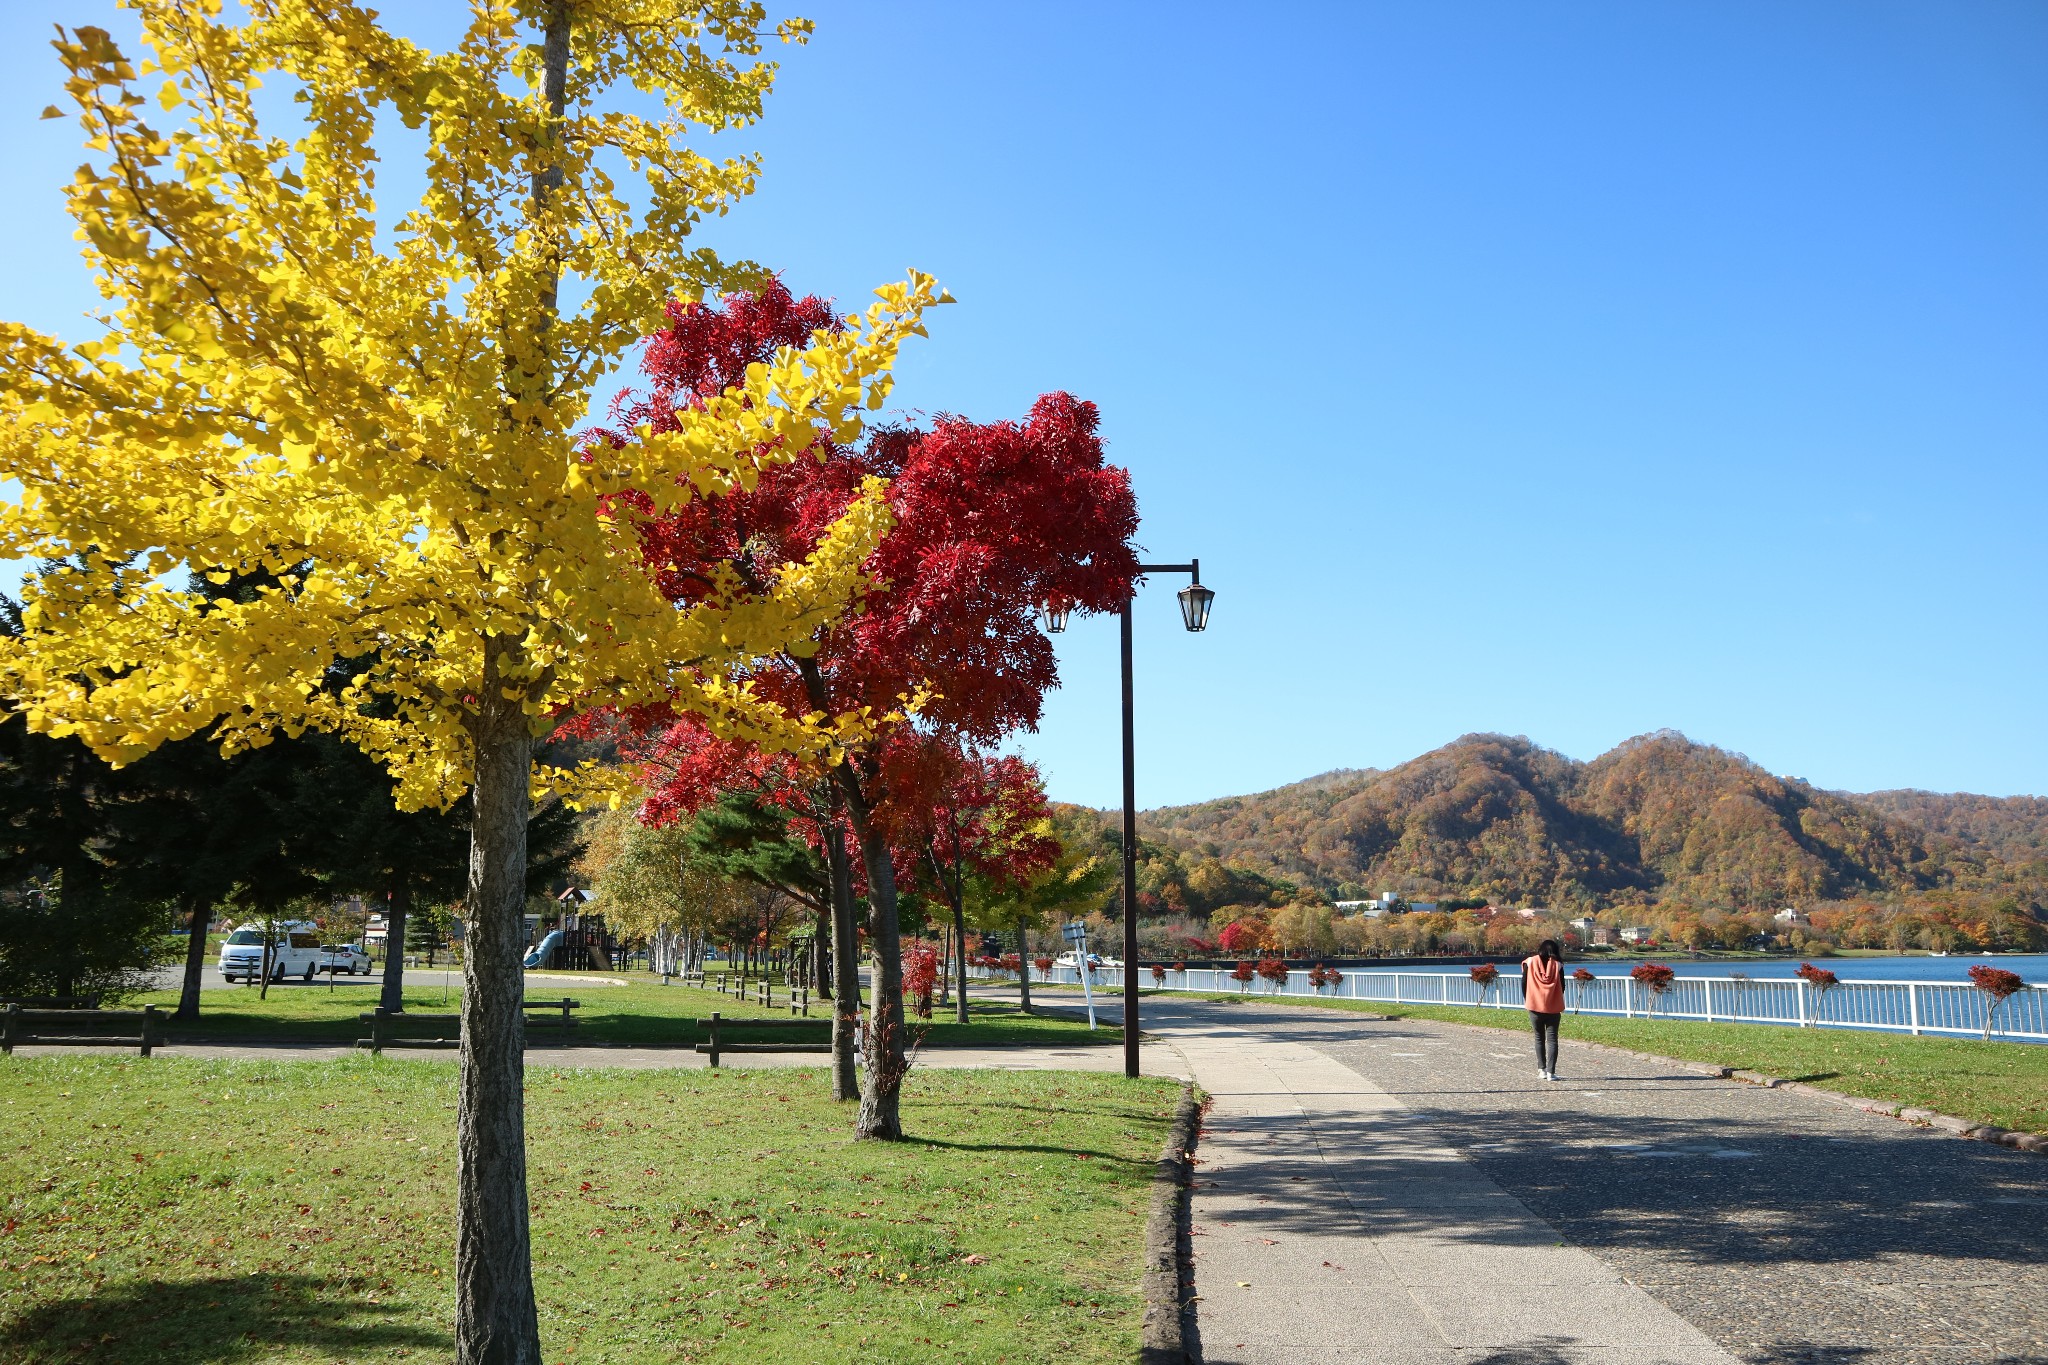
<box><xmin>1159</xmin><ymin>990</ymin><xmax>2048</xmax><ymax>1134</ymax></box>
<box><xmin>134</xmin><ymin>978</ymin><xmax>1115</xmax><ymax>1050</ymax></box>
<box><xmin>0</xmin><ymin>1055</ymin><xmax>1179</xmax><ymax>1364</ymax></box>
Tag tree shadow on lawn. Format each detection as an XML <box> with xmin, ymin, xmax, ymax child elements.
<box><xmin>904</xmin><ymin>1136</ymin><xmax>1150</xmax><ymax>1166</ymax></box>
<box><xmin>0</xmin><ymin>1273</ymin><xmax>447</xmax><ymax>1364</ymax></box>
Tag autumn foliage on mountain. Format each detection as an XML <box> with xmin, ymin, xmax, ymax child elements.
<box><xmin>1132</xmin><ymin>731</ymin><xmax>2048</xmax><ymax>919</ymax></box>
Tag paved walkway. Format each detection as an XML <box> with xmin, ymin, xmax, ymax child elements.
<box><xmin>1104</xmin><ymin>994</ymin><xmax>2046</xmax><ymax>1365</ymax></box>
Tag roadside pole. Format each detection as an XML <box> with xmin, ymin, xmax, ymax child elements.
<box><xmin>1064</xmin><ymin>921</ymin><xmax>1097</xmax><ymax>1030</ymax></box>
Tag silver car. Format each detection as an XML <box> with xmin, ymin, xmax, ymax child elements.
<box><xmin>319</xmin><ymin>943</ymin><xmax>374</xmax><ymax>976</ymax></box>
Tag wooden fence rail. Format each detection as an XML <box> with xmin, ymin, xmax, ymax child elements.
<box><xmin>355</xmin><ymin>999</ymin><xmax>582</xmax><ymax>1054</ymax></box>
<box><xmin>2</xmin><ymin>1004</ymin><xmax>162</xmax><ymax>1056</ymax></box>
<box><xmin>694</xmin><ymin>1011</ymin><xmax>832</xmax><ymax>1068</ymax></box>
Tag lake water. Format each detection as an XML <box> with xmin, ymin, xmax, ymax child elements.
<box><xmin>1651</xmin><ymin>954</ymin><xmax>2048</xmax><ymax>984</ymax></box>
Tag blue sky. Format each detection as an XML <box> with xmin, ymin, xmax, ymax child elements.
<box><xmin>1</xmin><ymin>1</ymin><xmax>2043</xmax><ymax>807</ymax></box>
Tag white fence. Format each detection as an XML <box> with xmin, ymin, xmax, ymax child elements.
<box><xmin>986</xmin><ymin>964</ymin><xmax>2048</xmax><ymax>1043</ymax></box>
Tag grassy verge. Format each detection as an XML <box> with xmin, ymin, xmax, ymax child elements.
<box><xmin>1147</xmin><ymin>990</ymin><xmax>2048</xmax><ymax>1134</ymax></box>
<box><xmin>0</xmin><ymin>1055</ymin><xmax>1178</xmax><ymax>1363</ymax></box>
<box><xmin>135</xmin><ymin>978</ymin><xmax>1115</xmax><ymax>1050</ymax></box>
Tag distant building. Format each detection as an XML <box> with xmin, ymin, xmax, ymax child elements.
<box><xmin>1773</xmin><ymin>907</ymin><xmax>1810</xmax><ymax>926</ymax></box>
<box><xmin>1408</xmin><ymin>902</ymin><xmax>1439</xmax><ymax>915</ymax></box>
<box><xmin>1619</xmin><ymin>925</ymin><xmax>1656</xmax><ymax>945</ymax></box>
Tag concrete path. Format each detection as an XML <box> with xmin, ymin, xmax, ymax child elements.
<box><xmin>1096</xmin><ymin>994</ymin><xmax>2046</xmax><ymax>1365</ymax></box>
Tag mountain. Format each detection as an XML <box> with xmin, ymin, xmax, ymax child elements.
<box><xmin>1135</xmin><ymin>731</ymin><xmax>2045</xmax><ymax>912</ymax></box>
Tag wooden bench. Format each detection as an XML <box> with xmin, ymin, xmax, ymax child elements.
<box><xmin>694</xmin><ymin>1011</ymin><xmax>832</xmax><ymax>1068</ymax></box>
<box><xmin>0</xmin><ymin>994</ymin><xmax>102</xmax><ymax>1010</ymax></box>
<box><xmin>3</xmin><ymin>1004</ymin><xmax>162</xmax><ymax>1056</ymax></box>
<box><xmin>355</xmin><ymin>1000</ymin><xmax>582</xmax><ymax>1053</ymax></box>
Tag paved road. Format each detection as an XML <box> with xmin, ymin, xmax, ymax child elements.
<box><xmin>1117</xmin><ymin>995</ymin><xmax>2048</xmax><ymax>1365</ymax></box>
<box><xmin>145</xmin><ymin>965</ymin><xmax>624</xmax><ymax>993</ymax></box>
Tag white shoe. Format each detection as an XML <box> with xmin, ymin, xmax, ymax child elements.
<box><xmin>1546</xmin><ymin>1073</ymin><xmax>1562</xmax><ymax>1083</ymax></box>
<box><xmin>1538</xmin><ymin>1069</ymin><xmax>1551</xmax><ymax>1081</ymax></box>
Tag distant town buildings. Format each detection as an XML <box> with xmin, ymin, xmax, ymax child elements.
<box><xmin>1618</xmin><ymin>925</ymin><xmax>1656</xmax><ymax>945</ymax></box>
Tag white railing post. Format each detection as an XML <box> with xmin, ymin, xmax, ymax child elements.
<box><xmin>1703</xmin><ymin>978</ymin><xmax>1714</xmax><ymax>1023</ymax></box>
<box><xmin>1796</xmin><ymin>978</ymin><xmax>1809</xmax><ymax>1028</ymax></box>
<box><xmin>1908</xmin><ymin>982</ymin><xmax>1921</xmax><ymax>1036</ymax></box>
<box><xmin>1624</xmin><ymin>977</ymin><xmax>1633</xmax><ymax>1019</ymax></box>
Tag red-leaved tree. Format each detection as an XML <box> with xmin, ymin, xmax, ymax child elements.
<box><xmin>1968</xmin><ymin>964</ymin><xmax>2027</xmax><ymax>1041</ymax></box>
<box><xmin>604</xmin><ymin>281</ymin><xmax>1138</xmax><ymax>1140</ymax></box>
<box><xmin>1631</xmin><ymin>962</ymin><xmax>1676</xmax><ymax>1017</ymax></box>
<box><xmin>892</xmin><ymin>743</ymin><xmax>1057</xmax><ymax>1025</ymax></box>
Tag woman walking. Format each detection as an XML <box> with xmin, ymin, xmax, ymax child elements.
<box><xmin>1522</xmin><ymin>938</ymin><xmax>1566</xmax><ymax>1081</ymax></box>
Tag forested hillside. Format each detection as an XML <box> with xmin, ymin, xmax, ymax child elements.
<box><xmin>1134</xmin><ymin>731</ymin><xmax>2046</xmax><ymax>914</ymax></box>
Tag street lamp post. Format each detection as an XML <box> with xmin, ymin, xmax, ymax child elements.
<box><xmin>1044</xmin><ymin>559</ymin><xmax>1213</xmax><ymax>1078</ymax></box>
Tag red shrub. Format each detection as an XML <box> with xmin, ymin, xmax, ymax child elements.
<box><xmin>1571</xmin><ymin>967</ymin><xmax>1596</xmax><ymax>982</ymax></box>
<box><xmin>1149</xmin><ymin>964</ymin><xmax>1166</xmax><ymax>984</ymax></box>
<box><xmin>1794</xmin><ymin>962</ymin><xmax>1839</xmax><ymax>991</ymax></box>
<box><xmin>1230</xmin><ymin>960</ymin><xmax>1256</xmax><ymax>992</ymax></box>
<box><xmin>1630</xmin><ymin>962</ymin><xmax>1675</xmax><ymax>1014</ymax></box>
<box><xmin>1969</xmin><ymin>964</ymin><xmax>2029</xmax><ymax>1040</ymax></box>
<box><xmin>904</xmin><ymin>942</ymin><xmax>940</xmax><ymax>1019</ymax></box>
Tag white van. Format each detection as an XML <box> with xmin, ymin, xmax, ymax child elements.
<box><xmin>219</xmin><ymin>921</ymin><xmax>325</xmax><ymax>984</ymax></box>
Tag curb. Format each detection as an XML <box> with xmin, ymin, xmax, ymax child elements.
<box><xmin>1542</xmin><ymin>1036</ymin><xmax>2048</xmax><ymax>1157</ymax></box>
<box><xmin>1139</xmin><ymin>1081</ymin><xmax>1202</xmax><ymax>1365</ymax></box>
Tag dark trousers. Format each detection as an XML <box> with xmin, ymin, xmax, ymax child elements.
<box><xmin>1529</xmin><ymin>1010</ymin><xmax>1561</xmax><ymax>1072</ymax></box>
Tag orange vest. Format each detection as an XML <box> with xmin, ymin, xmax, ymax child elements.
<box><xmin>1521</xmin><ymin>955</ymin><xmax>1565</xmax><ymax>1013</ymax></box>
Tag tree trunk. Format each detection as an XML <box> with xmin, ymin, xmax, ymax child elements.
<box><xmin>950</xmin><ymin>887</ymin><xmax>970</xmax><ymax>1025</ymax></box>
<box><xmin>380</xmin><ymin>879</ymin><xmax>411</xmax><ymax>1015</ymax></box>
<box><xmin>825</xmin><ymin>816</ymin><xmax>861</xmax><ymax>1103</ymax></box>
<box><xmin>174</xmin><ymin>898</ymin><xmax>211</xmax><ymax>1021</ymax></box>
<box><xmin>1017</xmin><ymin>921</ymin><xmax>1032</xmax><ymax>1015</ymax></box>
<box><xmin>258</xmin><ymin>915</ymin><xmax>273</xmax><ymax>1001</ymax></box>
<box><xmin>454</xmin><ymin>679</ymin><xmax>541</xmax><ymax>1365</ymax></box>
<box><xmin>813</xmin><ymin>905</ymin><xmax>832</xmax><ymax>999</ymax></box>
<box><xmin>835</xmin><ymin>770</ymin><xmax>906</xmax><ymax>1140</ymax></box>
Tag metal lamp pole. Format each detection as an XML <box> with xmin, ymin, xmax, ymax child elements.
<box><xmin>1047</xmin><ymin>560</ymin><xmax>1213</xmax><ymax>1079</ymax></box>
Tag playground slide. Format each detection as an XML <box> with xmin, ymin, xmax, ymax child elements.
<box><xmin>590</xmin><ymin>943</ymin><xmax>612</xmax><ymax>971</ymax></box>
<box><xmin>523</xmin><ymin>929</ymin><xmax>564</xmax><ymax>970</ymax></box>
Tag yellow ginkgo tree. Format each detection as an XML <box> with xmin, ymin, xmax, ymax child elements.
<box><xmin>0</xmin><ymin>3</ymin><xmax>939</xmax><ymax>1360</ymax></box>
